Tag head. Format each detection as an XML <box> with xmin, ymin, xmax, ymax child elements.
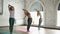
<box><xmin>37</xmin><ymin>10</ymin><xmax>39</xmax><ymax>13</ymax></box>
<box><xmin>8</xmin><ymin>4</ymin><xmax>14</xmax><ymax>11</ymax></box>
<box><xmin>23</xmin><ymin>9</ymin><xmax>28</xmax><ymax>13</ymax></box>
<box><xmin>34</xmin><ymin>9</ymin><xmax>39</xmax><ymax>12</ymax></box>
<box><xmin>23</xmin><ymin>9</ymin><xmax>27</xmax><ymax>11</ymax></box>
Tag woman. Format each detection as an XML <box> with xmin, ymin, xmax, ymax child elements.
<box><xmin>8</xmin><ymin>4</ymin><xmax>15</xmax><ymax>34</ymax></box>
<box><xmin>35</xmin><ymin>9</ymin><xmax>42</xmax><ymax>30</ymax></box>
<box><xmin>23</xmin><ymin>9</ymin><xmax>32</xmax><ymax>32</ymax></box>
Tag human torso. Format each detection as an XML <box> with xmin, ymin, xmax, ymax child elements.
<box><xmin>9</xmin><ymin>11</ymin><xmax>14</xmax><ymax>18</ymax></box>
<box><xmin>26</xmin><ymin>12</ymin><xmax>32</xmax><ymax>18</ymax></box>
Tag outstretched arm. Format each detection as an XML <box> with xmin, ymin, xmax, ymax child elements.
<box><xmin>14</xmin><ymin>19</ymin><xmax>16</xmax><ymax>24</ymax></box>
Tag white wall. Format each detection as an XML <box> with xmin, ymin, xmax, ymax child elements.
<box><xmin>0</xmin><ymin>0</ymin><xmax>25</xmax><ymax>26</ymax></box>
<box><xmin>0</xmin><ymin>0</ymin><xmax>3</xmax><ymax>14</ymax></box>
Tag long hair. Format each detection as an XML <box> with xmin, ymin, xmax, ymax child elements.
<box><xmin>37</xmin><ymin>11</ymin><xmax>40</xmax><ymax>16</ymax></box>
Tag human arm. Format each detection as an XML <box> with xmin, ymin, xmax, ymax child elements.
<box><xmin>14</xmin><ymin>19</ymin><xmax>16</xmax><ymax>24</ymax></box>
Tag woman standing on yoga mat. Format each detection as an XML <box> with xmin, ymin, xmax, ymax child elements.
<box><xmin>23</xmin><ymin>9</ymin><xmax>32</xmax><ymax>32</ymax></box>
<box><xmin>8</xmin><ymin>4</ymin><xmax>15</xmax><ymax>34</ymax></box>
<box><xmin>35</xmin><ymin>9</ymin><xmax>42</xmax><ymax>30</ymax></box>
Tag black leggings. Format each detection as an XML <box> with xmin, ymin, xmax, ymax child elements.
<box><xmin>27</xmin><ymin>18</ymin><xmax>32</xmax><ymax>31</ymax></box>
<box><xmin>38</xmin><ymin>18</ymin><xmax>42</xmax><ymax>28</ymax></box>
<box><xmin>9</xmin><ymin>18</ymin><xmax>15</xmax><ymax>33</ymax></box>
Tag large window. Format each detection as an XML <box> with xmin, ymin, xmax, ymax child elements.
<box><xmin>57</xmin><ymin>3</ymin><xmax>60</xmax><ymax>26</ymax></box>
<box><xmin>29</xmin><ymin>2</ymin><xmax>44</xmax><ymax>26</ymax></box>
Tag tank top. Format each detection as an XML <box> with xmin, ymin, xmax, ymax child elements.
<box><xmin>9</xmin><ymin>11</ymin><xmax>14</xmax><ymax>18</ymax></box>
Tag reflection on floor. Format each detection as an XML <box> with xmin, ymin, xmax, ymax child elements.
<box><xmin>0</xmin><ymin>26</ymin><xmax>60</xmax><ymax>34</ymax></box>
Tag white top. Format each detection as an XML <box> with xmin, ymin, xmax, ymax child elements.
<box><xmin>9</xmin><ymin>11</ymin><xmax>14</xmax><ymax>18</ymax></box>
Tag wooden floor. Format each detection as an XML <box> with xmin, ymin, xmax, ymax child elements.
<box><xmin>0</xmin><ymin>26</ymin><xmax>60</xmax><ymax>34</ymax></box>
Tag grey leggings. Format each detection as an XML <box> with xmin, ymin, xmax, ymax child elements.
<box><xmin>38</xmin><ymin>18</ymin><xmax>42</xmax><ymax>28</ymax></box>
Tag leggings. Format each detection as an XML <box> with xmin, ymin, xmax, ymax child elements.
<box><xmin>9</xmin><ymin>18</ymin><xmax>15</xmax><ymax>33</ymax></box>
<box><xmin>38</xmin><ymin>18</ymin><xmax>42</xmax><ymax>28</ymax></box>
<box><xmin>27</xmin><ymin>18</ymin><xmax>32</xmax><ymax>31</ymax></box>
